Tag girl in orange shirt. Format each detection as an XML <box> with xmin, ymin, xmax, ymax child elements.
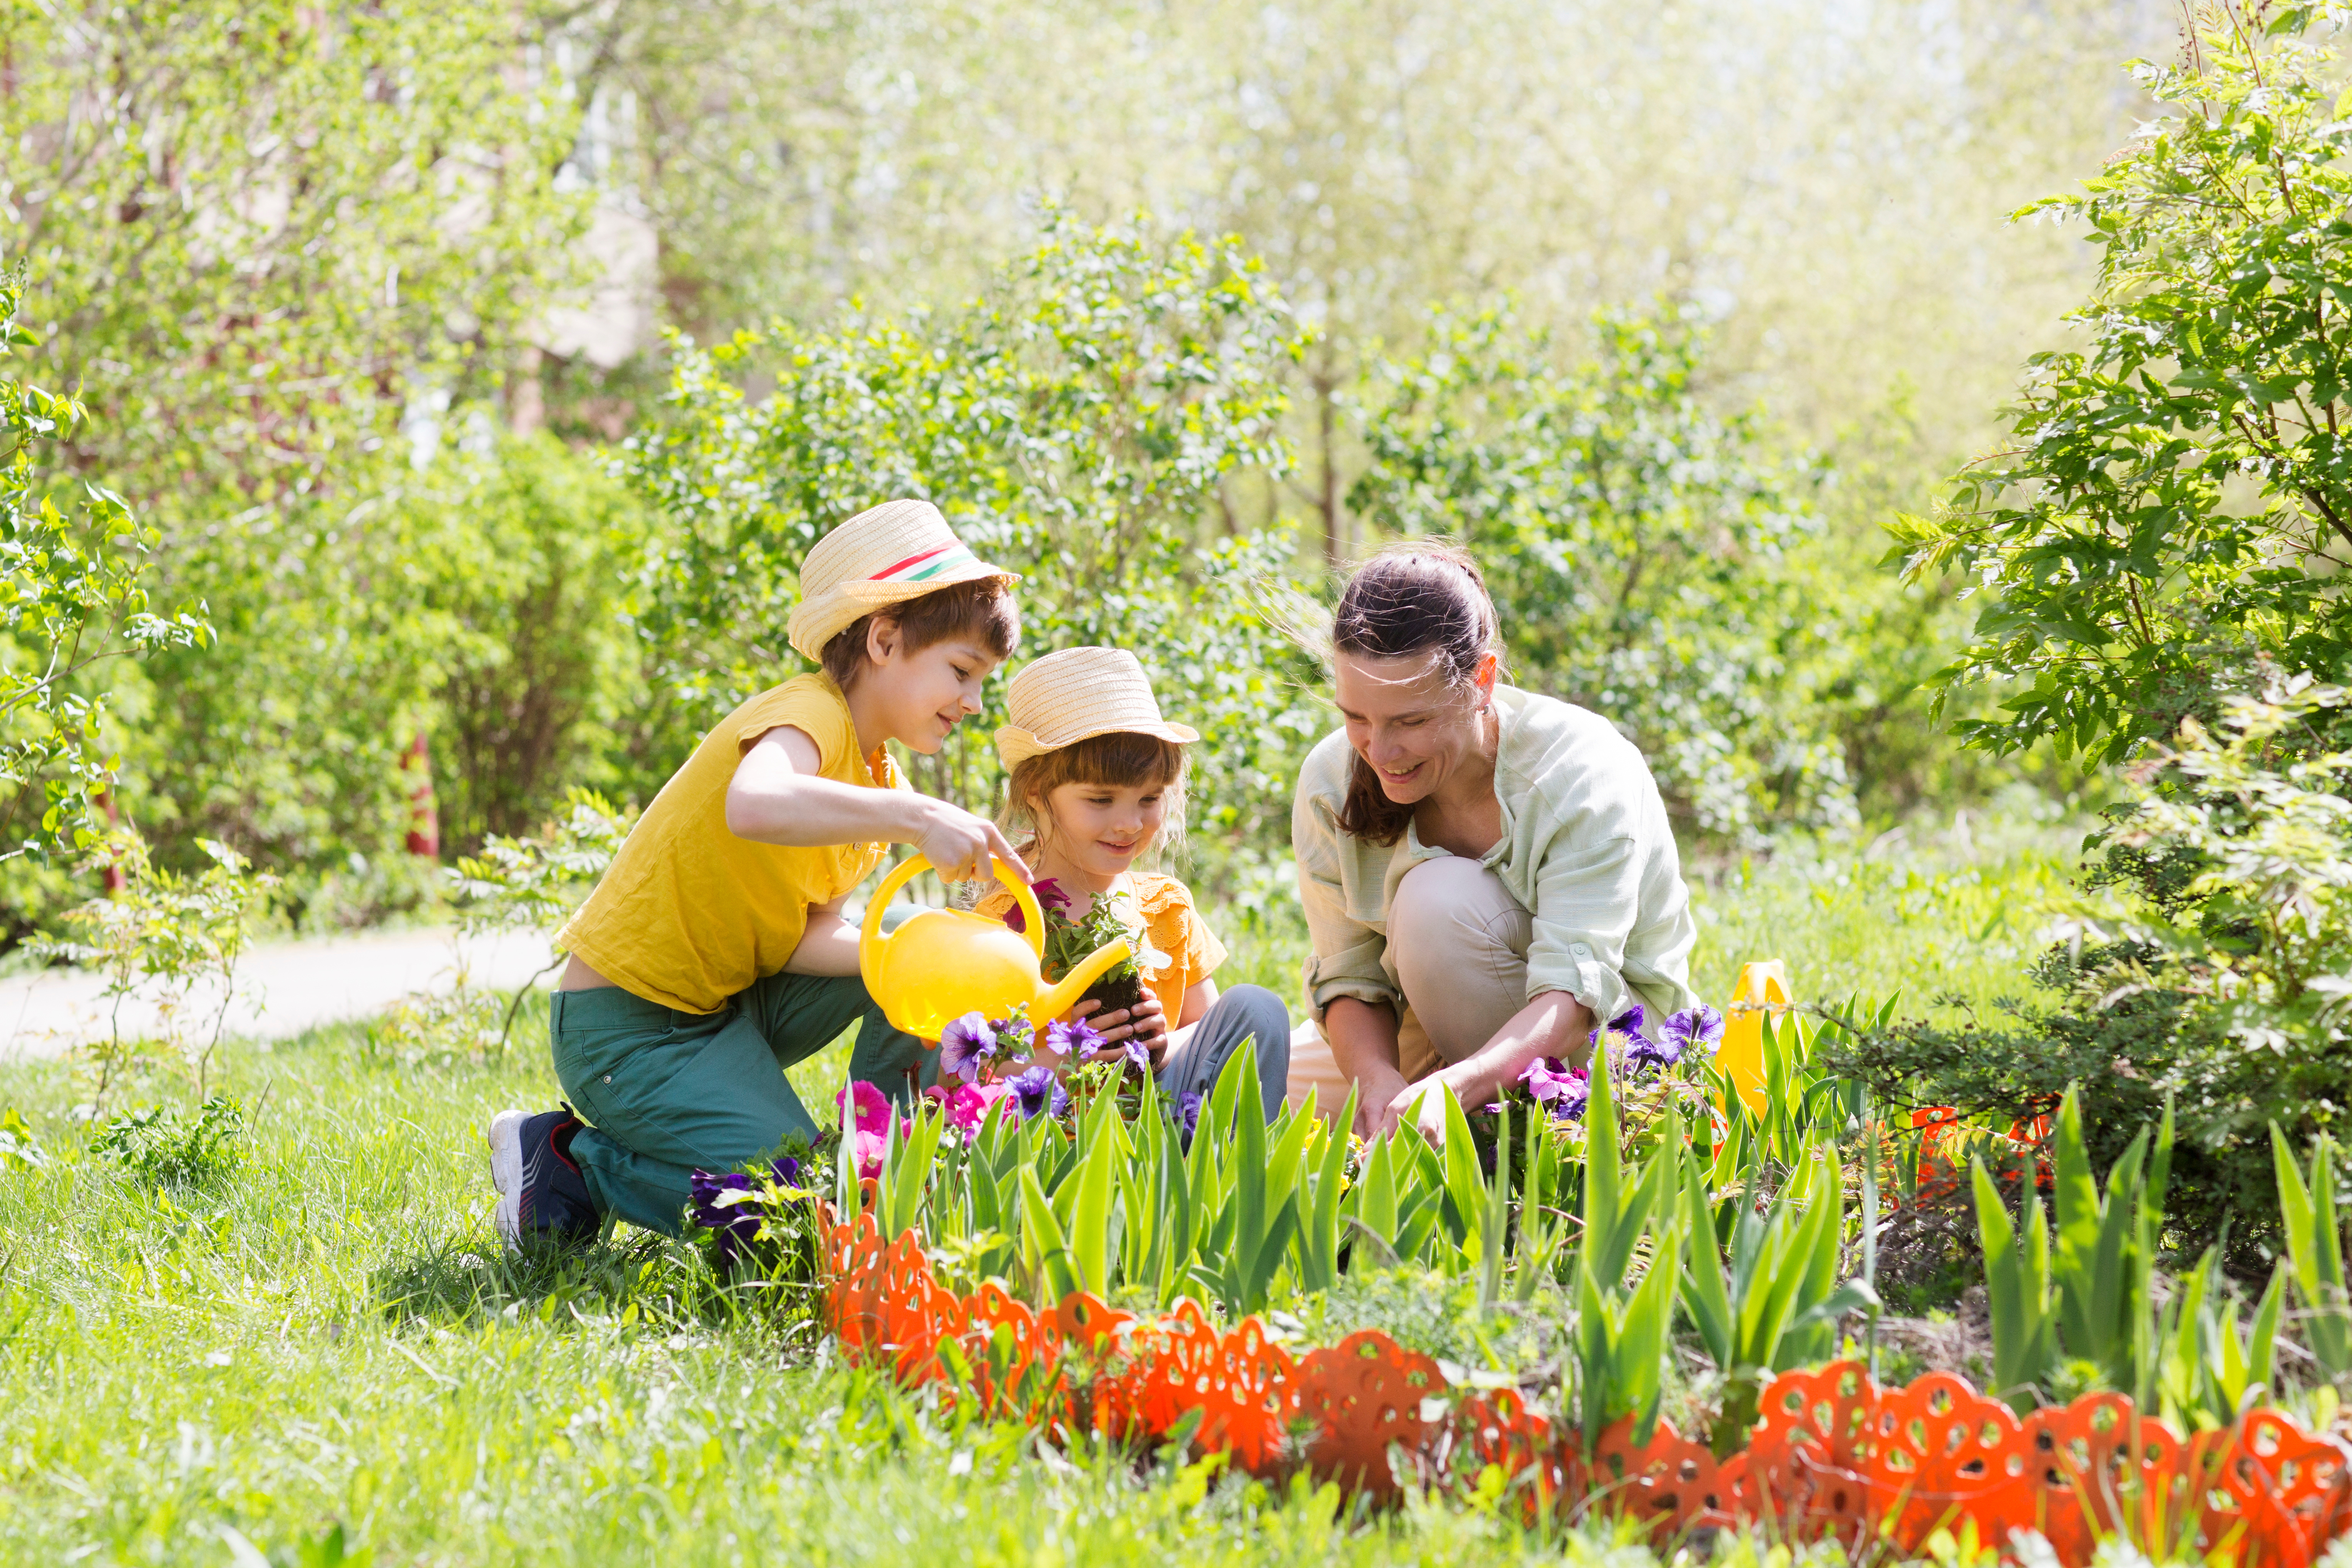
<box><xmin>973</xmin><ymin>647</ymin><xmax>1290</xmax><ymax>1120</ymax></box>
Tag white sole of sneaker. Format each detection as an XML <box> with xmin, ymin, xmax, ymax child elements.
<box><xmin>487</xmin><ymin>1109</ymin><xmax>529</xmax><ymax>1250</ymax></box>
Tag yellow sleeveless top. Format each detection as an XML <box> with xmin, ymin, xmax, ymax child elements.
<box><xmin>560</xmin><ymin>673</ymin><xmax>905</xmax><ymax>1013</ymax></box>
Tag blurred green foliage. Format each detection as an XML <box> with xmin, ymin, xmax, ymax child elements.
<box><xmin>1354</xmin><ymin>304</ymin><xmax>1861</xmax><ymax>840</ymax></box>
<box><xmin>0</xmin><ymin>0</ymin><xmax>2176</xmax><ymax>950</ymax></box>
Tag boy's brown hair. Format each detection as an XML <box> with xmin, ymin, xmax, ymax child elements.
<box><xmin>819</xmin><ymin>577</ymin><xmax>1020</xmax><ymax>693</ymax></box>
<box><xmin>1004</xmin><ymin>731</ymin><xmax>1189</xmax><ymax>866</ymax></box>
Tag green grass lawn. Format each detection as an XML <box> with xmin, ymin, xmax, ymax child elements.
<box><xmin>0</xmin><ymin>818</ymin><xmax>2073</xmax><ymax>1564</ymax></box>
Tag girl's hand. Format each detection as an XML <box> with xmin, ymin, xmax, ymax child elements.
<box><xmin>1073</xmin><ymin>994</ymin><xmax>1169</xmax><ymax>1064</ymax></box>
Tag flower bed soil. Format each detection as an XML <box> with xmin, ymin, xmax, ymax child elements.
<box><xmin>824</xmin><ymin>1206</ymin><xmax>2352</xmax><ymax>1564</ymax></box>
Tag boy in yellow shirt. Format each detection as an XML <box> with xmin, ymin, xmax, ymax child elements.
<box><xmin>487</xmin><ymin>500</ymin><xmax>1031</xmax><ymax>1246</ymax></box>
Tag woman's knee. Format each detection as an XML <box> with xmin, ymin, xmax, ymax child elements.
<box><xmin>1388</xmin><ymin>857</ymin><xmax>1530</xmax><ymax>1062</ymax></box>
<box><xmin>1390</xmin><ymin>857</ymin><xmax>1528</xmax><ymax>969</ymax></box>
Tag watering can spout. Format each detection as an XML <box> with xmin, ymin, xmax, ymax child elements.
<box><xmin>1039</xmin><ymin>937</ymin><xmax>1134</xmax><ymax>1020</ymax></box>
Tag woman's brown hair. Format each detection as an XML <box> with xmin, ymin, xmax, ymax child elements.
<box><xmin>1004</xmin><ymin>730</ymin><xmax>1189</xmax><ymax>866</ymax></box>
<box><xmin>1330</xmin><ymin>542</ymin><xmax>1504</xmax><ymax>846</ymax></box>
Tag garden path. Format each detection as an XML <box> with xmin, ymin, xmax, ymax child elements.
<box><xmin>0</xmin><ymin>926</ymin><xmax>559</xmax><ymax>1062</ymax></box>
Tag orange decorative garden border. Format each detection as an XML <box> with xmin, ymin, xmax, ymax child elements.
<box><xmin>822</xmin><ymin>1208</ymin><xmax>2352</xmax><ymax>1565</ymax></box>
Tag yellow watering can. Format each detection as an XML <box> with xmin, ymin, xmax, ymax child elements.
<box><xmin>1713</xmin><ymin>959</ymin><xmax>1792</xmax><ymax>1116</ymax></box>
<box><xmin>858</xmin><ymin>855</ymin><xmax>1134</xmax><ymax>1040</ymax></box>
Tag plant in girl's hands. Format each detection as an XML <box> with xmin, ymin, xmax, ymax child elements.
<box><xmin>1032</xmin><ymin>886</ymin><xmax>1164</xmax><ymax>1016</ymax></box>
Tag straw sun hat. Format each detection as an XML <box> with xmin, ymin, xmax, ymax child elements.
<box><xmin>784</xmin><ymin>499</ymin><xmax>1019</xmax><ymax>662</ymax></box>
<box><xmin>994</xmin><ymin>647</ymin><xmax>1200</xmax><ymax>768</ymax></box>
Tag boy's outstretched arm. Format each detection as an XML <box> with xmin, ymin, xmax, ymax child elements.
<box><xmin>724</xmin><ymin>725</ymin><xmax>1029</xmax><ymax>886</ymax></box>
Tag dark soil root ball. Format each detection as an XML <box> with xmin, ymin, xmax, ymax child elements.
<box><xmin>1080</xmin><ymin>970</ymin><xmax>1147</xmax><ymax>1018</ymax></box>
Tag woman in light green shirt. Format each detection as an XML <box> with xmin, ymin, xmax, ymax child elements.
<box><xmin>1290</xmin><ymin>544</ymin><xmax>1699</xmax><ymax>1140</ymax></box>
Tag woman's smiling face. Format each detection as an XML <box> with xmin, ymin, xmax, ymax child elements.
<box><xmin>1333</xmin><ymin>648</ymin><xmax>1494</xmax><ymax>806</ymax></box>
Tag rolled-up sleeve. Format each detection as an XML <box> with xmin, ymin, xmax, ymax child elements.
<box><xmin>1293</xmin><ymin>776</ymin><xmax>1400</xmax><ymax>1019</ymax></box>
<box><xmin>1526</xmin><ymin>830</ymin><xmax>1639</xmax><ymax>1026</ymax></box>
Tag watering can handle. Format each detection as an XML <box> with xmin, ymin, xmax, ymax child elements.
<box><xmin>857</xmin><ymin>854</ymin><xmax>1045</xmax><ymax>970</ymax></box>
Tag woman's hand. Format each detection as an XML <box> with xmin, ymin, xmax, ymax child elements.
<box><xmin>1370</xmin><ymin>1075</ymin><xmax>1458</xmax><ymax>1146</ymax></box>
<box><xmin>1355</xmin><ymin>1061</ymin><xmax>1415</xmax><ymax>1140</ymax></box>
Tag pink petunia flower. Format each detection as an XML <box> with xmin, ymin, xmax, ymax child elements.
<box><xmin>836</xmin><ymin>1080</ymin><xmax>893</xmax><ymax>1137</ymax></box>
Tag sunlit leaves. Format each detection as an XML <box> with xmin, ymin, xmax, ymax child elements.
<box><xmin>1918</xmin><ymin>2</ymin><xmax>2352</xmax><ymax>764</ymax></box>
<box><xmin>0</xmin><ymin>265</ymin><xmax>212</xmax><ymax>863</ymax></box>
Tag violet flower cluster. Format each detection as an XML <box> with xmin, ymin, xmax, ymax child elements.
<box><xmin>1517</xmin><ymin>1003</ymin><xmax>1726</xmax><ymax>1122</ymax></box>
<box><xmin>938</xmin><ymin>1008</ymin><xmax>1037</xmax><ymax>1085</ymax></box>
<box><xmin>686</xmin><ymin>1153</ymin><xmax>808</xmax><ymax>1271</ymax></box>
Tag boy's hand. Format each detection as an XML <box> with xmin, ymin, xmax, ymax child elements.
<box><xmin>913</xmin><ymin>798</ymin><xmax>1029</xmax><ymax>885</ymax></box>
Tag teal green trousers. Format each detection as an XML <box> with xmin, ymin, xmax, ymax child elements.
<box><xmin>549</xmin><ymin>973</ymin><xmax>928</xmax><ymax>1236</ymax></box>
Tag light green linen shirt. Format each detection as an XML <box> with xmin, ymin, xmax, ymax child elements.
<box><xmin>1291</xmin><ymin>684</ymin><xmax>1699</xmax><ymax>1029</ymax></box>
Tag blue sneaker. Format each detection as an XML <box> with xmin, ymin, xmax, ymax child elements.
<box><xmin>487</xmin><ymin>1105</ymin><xmax>598</xmax><ymax>1249</ymax></box>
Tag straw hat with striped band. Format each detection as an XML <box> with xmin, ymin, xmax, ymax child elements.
<box><xmin>995</xmin><ymin>647</ymin><xmax>1200</xmax><ymax>768</ymax></box>
<box><xmin>784</xmin><ymin>499</ymin><xmax>1019</xmax><ymax>662</ymax></box>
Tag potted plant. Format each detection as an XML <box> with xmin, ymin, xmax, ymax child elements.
<box><xmin>1032</xmin><ymin>879</ymin><xmax>1167</xmax><ymax>1021</ymax></box>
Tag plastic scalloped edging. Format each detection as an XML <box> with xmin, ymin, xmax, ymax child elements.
<box><xmin>819</xmin><ymin>1209</ymin><xmax>2352</xmax><ymax>1565</ymax></box>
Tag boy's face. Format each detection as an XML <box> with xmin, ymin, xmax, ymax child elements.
<box><xmin>862</xmin><ymin>623</ymin><xmax>1005</xmax><ymax>754</ymax></box>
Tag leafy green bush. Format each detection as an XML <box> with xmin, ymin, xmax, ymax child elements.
<box><xmin>1351</xmin><ymin>303</ymin><xmax>1863</xmax><ymax>841</ymax></box>
<box><xmin>0</xmin><ymin>265</ymin><xmax>210</xmax><ymax>874</ymax></box>
<box><xmin>1897</xmin><ymin>3</ymin><xmax>2352</xmax><ymax>763</ymax></box>
<box><xmin>624</xmin><ymin>212</ymin><xmax>1325</xmax><ymax>898</ymax></box>
<box><xmin>1829</xmin><ymin>687</ymin><xmax>2352</xmax><ymax>1268</ymax></box>
<box><xmin>88</xmin><ymin>1095</ymin><xmax>245</xmax><ymax>1187</ymax></box>
<box><xmin>124</xmin><ymin>434</ymin><xmax>647</xmax><ymax>920</ymax></box>
<box><xmin>1840</xmin><ymin>5</ymin><xmax>2352</xmax><ymax>1264</ymax></box>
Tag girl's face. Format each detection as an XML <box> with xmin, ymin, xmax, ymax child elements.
<box><xmin>1034</xmin><ymin>777</ymin><xmax>1171</xmax><ymax>884</ymax></box>
<box><xmin>1333</xmin><ymin>647</ymin><xmax>1497</xmax><ymax>807</ymax></box>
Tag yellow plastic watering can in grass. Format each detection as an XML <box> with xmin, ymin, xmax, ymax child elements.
<box><xmin>1712</xmin><ymin>959</ymin><xmax>1792</xmax><ymax>1115</ymax></box>
<box><xmin>858</xmin><ymin>855</ymin><xmax>1133</xmax><ymax>1039</ymax></box>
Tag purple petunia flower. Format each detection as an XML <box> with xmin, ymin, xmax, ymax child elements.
<box><xmin>1549</xmin><ymin>1072</ymin><xmax>1591</xmax><ymax>1121</ymax></box>
<box><xmin>939</xmin><ymin>1011</ymin><xmax>998</xmax><ymax>1083</ymax></box>
<box><xmin>1007</xmin><ymin>1064</ymin><xmax>1070</xmax><ymax>1122</ymax></box>
<box><xmin>688</xmin><ymin>1169</ymin><xmax>763</xmax><ymax>1270</ymax></box>
<box><xmin>1588</xmin><ymin>1001</ymin><xmax>1646</xmax><ymax>1048</ymax></box>
<box><xmin>1045</xmin><ymin>1017</ymin><xmax>1107</xmax><ymax>1060</ymax></box>
<box><xmin>1660</xmin><ymin>1004</ymin><xmax>1725</xmax><ymax>1060</ymax></box>
<box><xmin>1173</xmin><ymin>1090</ymin><xmax>1204</xmax><ymax>1139</ymax></box>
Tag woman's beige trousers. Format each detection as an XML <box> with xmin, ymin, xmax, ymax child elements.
<box><xmin>1287</xmin><ymin>855</ymin><xmax>1533</xmax><ymax>1117</ymax></box>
